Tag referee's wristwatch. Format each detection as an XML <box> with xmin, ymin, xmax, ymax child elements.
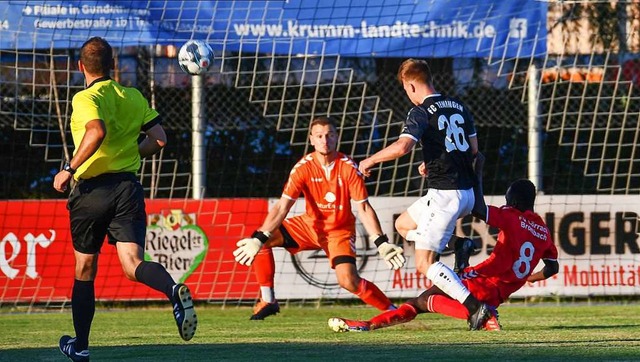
<box><xmin>63</xmin><ymin>163</ymin><xmax>76</xmax><ymax>175</ymax></box>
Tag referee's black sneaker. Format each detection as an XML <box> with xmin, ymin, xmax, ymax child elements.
<box><xmin>59</xmin><ymin>335</ymin><xmax>90</xmax><ymax>362</ymax></box>
<box><xmin>172</xmin><ymin>283</ymin><xmax>197</xmax><ymax>341</ymax></box>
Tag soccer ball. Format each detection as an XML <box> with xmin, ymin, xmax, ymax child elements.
<box><xmin>178</xmin><ymin>40</ymin><xmax>213</xmax><ymax>75</ymax></box>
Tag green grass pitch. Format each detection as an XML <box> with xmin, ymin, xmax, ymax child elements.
<box><xmin>1</xmin><ymin>303</ymin><xmax>640</xmax><ymax>361</ymax></box>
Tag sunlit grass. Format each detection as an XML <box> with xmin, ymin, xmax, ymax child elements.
<box><xmin>1</xmin><ymin>303</ymin><xmax>639</xmax><ymax>361</ymax></box>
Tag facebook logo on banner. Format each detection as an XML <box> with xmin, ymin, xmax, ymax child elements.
<box><xmin>509</xmin><ymin>18</ymin><xmax>528</xmax><ymax>38</ymax></box>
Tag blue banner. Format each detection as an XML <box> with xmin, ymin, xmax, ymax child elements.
<box><xmin>0</xmin><ymin>0</ymin><xmax>546</xmax><ymax>58</ymax></box>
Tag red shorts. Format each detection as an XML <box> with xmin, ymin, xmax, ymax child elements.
<box><xmin>463</xmin><ymin>276</ymin><xmax>503</xmax><ymax>308</ymax></box>
<box><xmin>281</xmin><ymin>215</ymin><xmax>355</xmax><ymax>268</ymax></box>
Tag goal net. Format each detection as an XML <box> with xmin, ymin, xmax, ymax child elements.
<box><xmin>1</xmin><ymin>0</ymin><xmax>639</xmax><ymax>309</ymax></box>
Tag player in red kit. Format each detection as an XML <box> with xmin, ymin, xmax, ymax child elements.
<box><xmin>329</xmin><ymin>154</ymin><xmax>559</xmax><ymax>332</ymax></box>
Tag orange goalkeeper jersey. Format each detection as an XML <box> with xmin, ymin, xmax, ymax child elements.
<box><xmin>282</xmin><ymin>152</ymin><xmax>368</xmax><ymax>232</ymax></box>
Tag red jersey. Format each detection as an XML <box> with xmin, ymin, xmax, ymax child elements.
<box><xmin>468</xmin><ymin>205</ymin><xmax>558</xmax><ymax>303</ymax></box>
<box><xmin>282</xmin><ymin>152</ymin><xmax>368</xmax><ymax>232</ymax></box>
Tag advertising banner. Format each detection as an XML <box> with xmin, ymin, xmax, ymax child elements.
<box><xmin>0</xmin><ymin>0</ymin><xmax>546</xmax><ymax>58</ymax></box>
<box><xmin>0</xmin><ymin>198</ymin><xmax>266</xmax><ymax>303</ymax></box>
<box><xmin>1</xmin><ymin>195</ymin><xmax>638</xmax><ymax>303</ymax></box>
<box><xmin>273</xmin><ymin>195</ymin><xmax>640</xmax><ymax>299</ymax></box>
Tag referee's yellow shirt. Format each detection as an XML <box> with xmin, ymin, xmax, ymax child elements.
<box><xmin>70</xmin><ymin>77</ymin><xmax>159</xmax><ymax>180</ymax></box>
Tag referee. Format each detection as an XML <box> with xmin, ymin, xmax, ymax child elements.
<box><xmin>54</xmin><ymin>37</ymin><xmax>197</xmax><ymax>362</ymax></box>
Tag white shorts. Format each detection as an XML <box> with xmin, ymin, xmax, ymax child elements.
<box><xmin>406</xmin><ymin>188</ymin><xmax>475</xmax><ymax>253</ymax></box>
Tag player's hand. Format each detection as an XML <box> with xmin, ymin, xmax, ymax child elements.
<box><xmin>473</xmin><ymin>151</ymin><xmax>485</xmax><ymax>173</ymax></box>
<box><xmin>418</xmin><ymin>162</ymin><xmax>428</xmax><ymax>177</ymax></box>
<box><xmin>53</xmin><ymin>171</ymin><xmax>72</xmax><ymax>193</ymax></box>
<box><xmin>376</xmin><ymin>241</ymin><xmax>406</xmax><ymax>270</ymax></box>
<box><xmin>358</xmin><ymin>158</ymin><xmax>375</xmax><ymax>177</ymax></box>
<box><xmin>460</xmin><ymin>268</ymin><xmax>478</xmax><ymax>280</ymax></box>
<box><xmin>233</xmin><ymin>238</ymin><xmax>263</xmax><ymax>266</ymax></box>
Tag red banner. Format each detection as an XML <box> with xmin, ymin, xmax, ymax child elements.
<box><xmin>0</xmin><ymin>199</ymin><xmax>267</xmax><ymax>303</ymax></box>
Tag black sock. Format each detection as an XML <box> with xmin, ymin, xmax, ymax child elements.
<box><xmin>462</xmin><ymin>294</ymin><xmax>480</xmax><ymax>314</ymax></box>
<box><xmin>135</xmin><ymin>261</ymin><xmax>175</xmax><ymax>301</ymax></box>
<box><xmin>72</xmin><ymin>280</ymin><xmax>95</xmax><ymax>351</ymax></box>
<box><xmin>411</xmin><ymin>286</ymin><xmax>444</xmax><ymax>313</ymax></box>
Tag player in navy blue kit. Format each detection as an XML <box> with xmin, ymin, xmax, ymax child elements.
<box><xmin>358</xmin><ymin>58</ymin><xmax>488</xmax><ymax>329</ymax></box>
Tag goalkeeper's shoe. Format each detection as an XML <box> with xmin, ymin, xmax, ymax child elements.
<box><xmin>250</xmin><ymin>299</ymin><xmax>280</xmax><ymax>320</ymax></box>
<box><xmin>483</xmin><ymin>308</ymin><xmax>502</xmax><ymax>331</ymax></box>
<box><xmin>454</xmin><ymin>237</ymin><xmax>475</xmax><ymax>274</ymax></box>
<box><xmin>328</xmin><ymin>318</ymin><xmax>371</xmax><ymax>332</ymax></box>
<box><xmin>59</xmin><ymin>335</ymin><xmax>90</xmax><ymax>362</ymax></box>
<box><xmin>172</xmin><ymin>283</ymin><xmax>197</xmax><ymax>341</ymax></box>
<box><xmin>467</xmin><ymin>303</ymin><xmax>490</xmax><ymax>331</ymax></box>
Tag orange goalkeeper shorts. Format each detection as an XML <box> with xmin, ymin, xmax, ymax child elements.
<box><xmin>281</xmin><ymin>215</ymin><xmax>356</xmax><ymax>268</ymax></box>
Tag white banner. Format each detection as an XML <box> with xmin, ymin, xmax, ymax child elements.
<box><xmin>273</xmin><ymin>195</ymin><xmax>640</xmax><ymax>299</ymax></box>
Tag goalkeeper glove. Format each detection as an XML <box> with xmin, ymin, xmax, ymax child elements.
<box><xmin>372</xmin><ymin>234</ymin><xmax>406</xmax><ymax>270</ymax></box>
<box><xmin>233</xmin><ymin>230</ymin><xmax>271</xmax><ymax>266</ymax></box>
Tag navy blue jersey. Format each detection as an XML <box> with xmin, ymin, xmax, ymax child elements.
<box><xmin>400</xmin><ymin>94</ymin><xmax>477</xmax><ymax>190</ymax></box>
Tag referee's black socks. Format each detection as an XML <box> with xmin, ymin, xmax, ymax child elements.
<box><xmin>135</xmin><ymin>261</ymin><xmax>175</xmax><ymax>301</ymax></box>
<box><xmin>72</xmin><ymin>279</ymin><xmax>95</xmax><ymax>351</ymax></box>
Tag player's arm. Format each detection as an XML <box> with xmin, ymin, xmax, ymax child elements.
<box><xmin>358</xmin><ymin>137</ymin><xmax>416</xmax><ymax>177</ymax></box>
<box><xmin>139</xmin><ymin>119</ymin><xmax>167</xmax><ymax>158</ymax></box>
<box><xmin>355</xmin><ymin>200</ymin><xmax>406</xmax><ymax>270</ymax></box>
<box><xmin>359</xmin><ymin>108</ymin><xmax>423</xmax><ymax>177</ymax></box>
<box><xmin>466</xmin><ymin>111</ymin><xmax>486</xmax><ymax>219</ymax></box>
<box><xmin>355</xmin><ymin>200</ymin><xmax>384</xmax><ymax>237</ymax></box>
<box><xmin>233</xmin><ymin>196</ymin><xmax>295</xmax><ymax>266</ymax></box>
<box><xmin>471</xmin><ymin>150</ymin><xmax>487</xmax><ymax>221</ymax></box>
<box><xmin>527</xmin><ymin>258</ymin><xmax>559</xmax><ymax>282</ymax></box>
<box><xmin>469</xmin><ymin>134</ymin><xmax>479</xmax><ymax>156</ymax></box>
<box><xmin>258</xmin><ymin>196</ymin><xmax>296</xmax><ymax>235</ymax></box>
<box><xmin>53</xmin><ymin>119</ymin><xmax>106</xmax><ymax>192</ymax></box>
<box><xmin>349</xmin><ymin>159</ymin><xmax>405</xmax><ymax>270</ymax></box>
<box><xmin>70</xmin><ymin>119</ymin><xmax>106</xmax><ymax>168</ymax></box>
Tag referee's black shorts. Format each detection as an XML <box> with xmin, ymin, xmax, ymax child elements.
<box><xmin>67</xmin><ymin>172</ymin><xmax>146</xmax><ymax>254</ymax></box>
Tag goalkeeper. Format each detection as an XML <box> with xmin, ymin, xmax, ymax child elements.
<box><xmin>234</xmin><ymin>116</ymin><xmax>405</xmax><ymax>320</ymax></box>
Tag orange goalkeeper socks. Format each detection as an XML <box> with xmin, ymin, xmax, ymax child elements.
<box><xmin>354</xmin><ymin>278</ymin><xmax>394</xmax><ymax>311</ymax></box>
<box><xmin>253</xmin><ymin>247</ymin><xmax>276</xmax><ymax>289</ymax></box>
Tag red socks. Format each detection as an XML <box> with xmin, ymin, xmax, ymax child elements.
<box><xmin>369</xmin><ymin>303</ymin><xmax>417</xmax><ymax>330</ymax></box>
<box><xmin>367</xmin><ymin>295</ymin><xmax>468</xmax><ymax>331</ymax></box>
<box><xmin>426</xmin><ymin>294</ymin><xmax>469</xmax><ymax>319</ymax></box>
